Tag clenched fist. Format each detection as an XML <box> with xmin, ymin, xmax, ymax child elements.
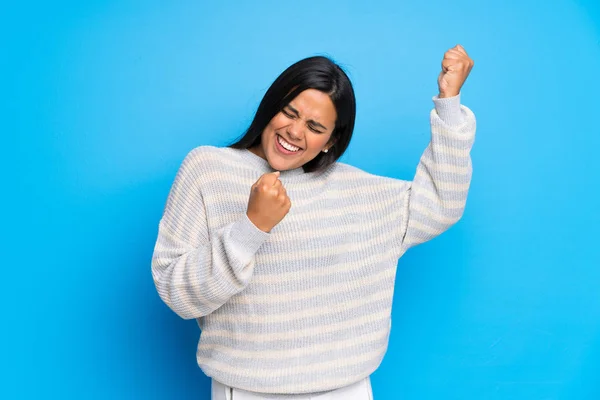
<box><xmin>438</xmin><ymin>44</ymin><xmax>474</xmax><ymax>98</ymax></box>
<box><xmin>246</xmin><ymin>171</ymin><xmax>291</xmax><ymax>233</ymax></box>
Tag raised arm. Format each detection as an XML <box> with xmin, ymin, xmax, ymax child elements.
<box><xmin>151</xmin><ymin>149</ymin><xmax>270</xmax><ymax>319</ymax></box>
<box><xmin>399</xmin><ymin>45</ymin><xmax>476</xmax><ymax>249</ymax></box>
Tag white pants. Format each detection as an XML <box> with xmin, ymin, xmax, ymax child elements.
<box><xmin>211</xmin><ymin>377</ymin><xmax>373</xmax><ymax>400</ymax></box>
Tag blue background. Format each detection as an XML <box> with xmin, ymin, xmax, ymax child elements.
<box><xmin>3</xmin><ymin>0</ymin><xmax>600</xmax><ymax>398</ymax></box>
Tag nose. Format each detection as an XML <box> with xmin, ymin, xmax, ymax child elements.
<box><xmin>287</xmin><ymin>119</ymin><xmax>304</xmax><ymax>141</ymax></box>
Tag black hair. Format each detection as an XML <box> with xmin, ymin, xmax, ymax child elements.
<box><xmin>229</xmin><ymin>56</ymin><xmax>356</xmax><ymax>173</ymax></box>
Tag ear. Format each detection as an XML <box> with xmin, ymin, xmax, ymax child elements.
<box><xmin>325</xmin><ymin>136</ymin><xmax>337</xmax><ymax>150</ymax></box>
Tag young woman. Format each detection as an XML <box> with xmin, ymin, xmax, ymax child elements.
<box><xmin>152</xmin><ymin>45</ymin><xmax>475</xmax><ymax>400</ymax></box>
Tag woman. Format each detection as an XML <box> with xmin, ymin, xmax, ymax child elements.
<box><xmin>152</xmin><ymin>45</ymin><xmax>475</xmax><ymax>400</ymax></box>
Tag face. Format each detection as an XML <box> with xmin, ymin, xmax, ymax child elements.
<box><xmin>250</xmin><ymin>89</ymin><xmax>337</xmax><ymax>171</ymax></box>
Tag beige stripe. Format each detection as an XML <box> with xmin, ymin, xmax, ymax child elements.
<box><xmin>189</xmin><ymin>152</ymin><xmax>349</xmax><ymax>179</ymax></box>
<box><xmin>427</xmin><ymin>143</ymin><xmax>473</xmax><ymax>157</ymax></box>
<box><xmin>258</xmin><ymin>225</ymin><xmax>397</xmax><ymax>264</ymax></box>
<box><xmin>199</xmin><ymin>363</ymin><xmax>375</xmax><ymax>393</ymax></box>
<box><xmin>411</xmin><ymin>202</ymin><xmax>461</xmax><ymax>225</ymax></box>
<box><xmin>160</xmin><ymin>219</ymin><xmax>201</xmax><ymax>243</ymax></box>
<box><xmin>200</xmin><ymin>329</ymin><xmax>389</xmax><ymax>360</ymax></box>
<box><xmin>214</xmin><ymin>287</ymin><xmax>393</xmax><ymax>323</ymax></box>
<box><xmin>413</xmin><ymin>187</ymin><xmax>466</xmax><ymax>209</ymax></box>
<box><xmin>420</xmin><ymin>156</ymin><xmax>471</xmax><ymax>175</ymax></box>
<box><xmin>240</xmin><ymin>267</ymin><xmax>395</xmax><ymax>303</ymax></box>
<box><xmin>200</xmin><ymin>174</ymin><xmax>408</xmax><ymax>200</ymax></box>
<box><xmin>187</xmin><ymin>152</ymin><xmax>257</xmax><ymax>173</ymax></box>
<box><xmin>407</xmin><ymin>219</ymin><xmax>445</xmax><ymax>236</ymax></box>
<box><xmin>293</xmin><ymin>191</ymin><xmax>401</xmax><ymax>217</ymax></box>
<box><xmin>202</xmin><ymin>309</ymin><xmax>390</xmax><ymax>342</ymax></box>
<box><xmin>432</xmin><ymin>128</ymin><xmax>474</xmax><ymax>141</ymax></box>
<box><xmin>267</xmin><ymin>208</ymin><xmax>403</xmax><ymax>243</ymax></box>
<box><xmin>430</xmin><ymin>124</ymin><xmax>475</xmax><ymax>139</ymax></box>
<box><xmin>197</xmin><ymin>342</ymin><xmax>387</xmax><ymax>378</ymax></box>
<box><xmin>153</xmin><ymin>251</ymin><xmax>223</xmax><ymax>313</ymax></box>
<box><xmin>415</xmin><ymin>165</ymin><xmax>471</xmax><ymax>191</ymax></box>
<box><xmin>252</xmin><ymin>245</ymin><xmax>399</xmax><ymax>284</ymax></box>
<box><xmin>208</xmin><ymin>190</ymin><xmax>401</xmax><ymax>223</ymax></box>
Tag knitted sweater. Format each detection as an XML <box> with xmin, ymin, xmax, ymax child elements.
<box><xmin>151</xmin><ymin>95</ymin><xmax>476</xmax><ymax>395</ymax></box>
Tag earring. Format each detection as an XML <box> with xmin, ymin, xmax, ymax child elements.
<box><xmin>323</xmin><ymin>148</ymin><xmax>329</xmax><ymax>153</ymax></box>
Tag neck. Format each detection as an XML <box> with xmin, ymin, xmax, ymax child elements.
<box><xmin>248</xmin><ymin>145</ymin><xmax>266</xmax><ymax>160</ymax></box>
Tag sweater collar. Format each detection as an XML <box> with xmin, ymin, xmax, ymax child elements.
<box><xmin>236</xmin><ymin>148</ymin><xmax>308</xmax><ymax>177</ymax></box>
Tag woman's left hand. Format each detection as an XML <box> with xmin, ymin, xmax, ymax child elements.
<box><xmin>438</xmin><ymin>45</ymin><xmax>474</xmax><ymax>98</ymax></box>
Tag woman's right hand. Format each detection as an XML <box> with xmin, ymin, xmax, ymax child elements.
<box><xmin>246</xmin><ymin>171</ymin><xmax>291</xmax><ymax>233</ymax></box>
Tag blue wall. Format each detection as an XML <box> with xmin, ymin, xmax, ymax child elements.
<box><xmin>4</xmin><ymin>0</ymin><xmax>600</xmax><ymax>398</ymax></box>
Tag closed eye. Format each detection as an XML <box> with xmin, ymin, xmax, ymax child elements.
<box><xmin>283</xmin><ymin>105</ymin><xmax>327</xmax><ymax>133</ymax></box>
<box><xmin>282</xmin><ymin>107</ymin><xmax>297</xmax><ymax>119</ymax></box>
<box><xmin>308</xmin><ymin>124</ymin><xmax>324</xmax><ymax>134</ymax></box>
<box><xmin>282</xmin><ymin>109</ymin><xmax>294</xmax><ymax>118</ymax></box>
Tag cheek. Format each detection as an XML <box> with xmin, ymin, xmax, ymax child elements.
<box><xmin>307</xmin><ymin>134</ymin><xmax>332</xmax><ymax>150</ymax></box>
<box><xmin>262</xmin><ymin>120</ymin><xmax>278</xmax><ymax>139</ymax></box>
<box><xmin>270</xmin><ymin>115</ymin><xmax>290</xmax><ymax>131</ymax></box>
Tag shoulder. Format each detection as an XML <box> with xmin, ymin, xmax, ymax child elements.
<box><xmin>171</xmin><ymin>146</ymin><xmax>224</xmax><ymax>185</ymax></box>
<box><xmin>330</xmin><ymin>162</ymin><xmax>379</xmax><ymax>177</ymax></box>
<box><xmin>329</xmin><ymin>161</ymin><xmax>399</xmax><ymax>182</ymax></box>
<box><xmin>183</xmin><ymin>145</ymin><xmax>226</xmax><ymax>163</ymax></box>
<box><xmin>329</xmin><ymin>161</ymin><xmax>411</xmax><ymax>191</ymax></box>
<box><xmin>180</xmin><ymin>145</ymin><xmax>245</xmax><ymax>172</ymax></box>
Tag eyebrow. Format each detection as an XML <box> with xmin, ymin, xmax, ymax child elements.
<box><xmin>286</xmin><ymin>105</ymin><xmax>329</xmax><ymax>131</ymax></box>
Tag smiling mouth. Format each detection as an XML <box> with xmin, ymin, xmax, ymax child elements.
<box><xmin>277</xmin><ymin>135</ymin><xmax>302</xmax><ymax>152</ymax></box>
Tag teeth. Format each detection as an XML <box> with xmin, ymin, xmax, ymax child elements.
<box><xmin>278</xmin><ymin>136</ymin><xmax>300</xmax><ymax>152</ymax></box>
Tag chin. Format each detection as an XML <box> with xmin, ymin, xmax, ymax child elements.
<box><xmin>268</xmin><ymin>156</ymin><xmax>300</xmax><ymax>171</ymax></box>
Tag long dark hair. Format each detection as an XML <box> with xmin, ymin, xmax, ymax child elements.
<box><xmin>230</xmin><ymin>56</ymin><xmax>356</xmax><ymax>173</ymax></box>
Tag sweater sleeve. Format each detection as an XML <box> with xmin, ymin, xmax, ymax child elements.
<box><xmin>398</xmin><ymin>94</ymin><xmax>476</xmax><ymax>250</ymax></box>
<box><xmin>151</xmin><ymin>149</ymin><xmax>270</xmax><ymax>319</ymax></box>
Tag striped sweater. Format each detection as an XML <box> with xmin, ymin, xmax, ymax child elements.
<box><xmin>151</xmin><ymin>95</ymin><xmax>476</xmax><ymax>395</ymax></box>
